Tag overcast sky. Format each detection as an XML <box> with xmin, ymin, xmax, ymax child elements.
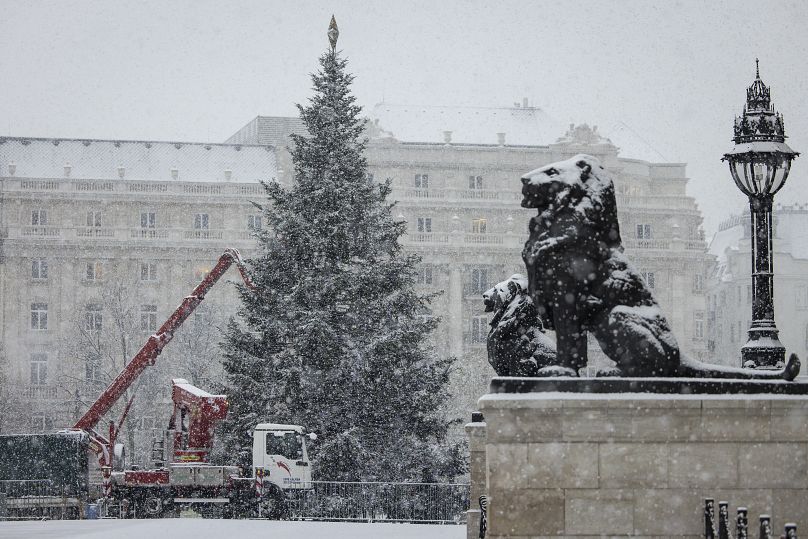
<box><xmin>2</xmin><ymin>0</ymin><xmax>808</xmax><ymax>234</ymax></box>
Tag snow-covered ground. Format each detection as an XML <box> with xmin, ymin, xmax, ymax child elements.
<box><xmin>0</xmin><ymin>519</ymin><xmax>465</xmax><ymax>539</ymax></box>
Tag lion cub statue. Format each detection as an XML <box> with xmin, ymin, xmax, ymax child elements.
<box><xmin>483</xmin><ymin>274</ymin><xmax>557</xmax><ymax>376</ymax></box>
<box><xmin>520</xmin><ymin>153</ymin><xmax>799</xmax><ymax>380</ymax></box>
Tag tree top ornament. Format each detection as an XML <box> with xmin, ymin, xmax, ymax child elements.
<box><xmin>328</xmin><ymin>15</ymin><xmax>339</xmax><ymax>51</ymax></box>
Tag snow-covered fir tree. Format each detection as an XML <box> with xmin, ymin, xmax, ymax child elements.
<box><xmin>220</xmin><ymin>41</ymin><xmax>464</xmax><ymax>482</ymax></box>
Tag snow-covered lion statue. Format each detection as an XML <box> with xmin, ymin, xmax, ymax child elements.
<box><xmin>519</xmin><ymin>153</ymin><xmax>799</xmax><ymax>379</ymax></box>
<box><xmin>482</xmin><ymin>274</ymin><xmax>556</xmax><ymax>376</ymax></box>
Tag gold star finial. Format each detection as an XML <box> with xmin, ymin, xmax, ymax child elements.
<box><xmin>328</xmin><ymin>15</ymin><xmax>339</xmax><ymax>51</ymax></box>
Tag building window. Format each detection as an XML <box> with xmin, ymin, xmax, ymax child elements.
<box><xmin>694</xmin><ymin>311</ymin><xmax>704</xmax><ymax>340</ymax></box>
<box><xmin>747</xmin><ymin>285</ymin><xmax>752</xmax><ymax>304</ymax></box>
<box><xmin>32</xmin><ymin>258</ymin><xmax>48</xmax><ymax>280</ymax></box>
<box><xmin>797</xmin><ymin>284</ymin><xmax>808</xmax><ymax>309</ymax></box>
<box><xmin>30</xmin><ymin>353</ymin><xmax>48</xmax><ymax>385</ymax></box>
<box><xmin>140</xmin><ymin>304</ymin><xmax>158</xmax><ymax>332</ymax></box>
<box><xmin>85</xmin><ymin>261</ymin><xmax>103</xmax><ymax>281</ymax></box>
<box><xmin>192</xmin><ymin>307</ymin><xmax>209</xmax><ymax>330</ymax></box>
<box><xmin>248</xmin><ymin>215</ymin><xmax>263</xmax><ymax>231</ymax></box>
<box><xmin>641</xmin><ymin>272</ymin><xmax>656</xmax><ymax>289</ymax></box>
<box><xmin>730</xmin><ymin>323</ymin><xmax>736</xmax><ymax>343</ymax></box>
<box><xmin>194</xmin><ymin>213</ymin><xmax>209</xmax><ymax>230</ymax></box>
<box><xmin>416</xmin><ymin>217</ymin><xmax>432</xmax><ymax>233</ymax></box>
<box><xmin>470</xmin><ymin>268</ymin><xmax>489</xmax><ymax>295</ymax></box>
<box><xmin>414</xmin><ymin>174</ymin><xmax>429</xmax><ymax>189</ymax></box>
<box><xmin>86</xmin><ymin>356</ymin><xmax>102</xmax><ymax>384</ymax></box>
<box><xmin>86</xmin><ymin>210</ymin><xmax>102</xmax><ymax>227</ymax></box>
<box><xmin>140</xmin><ymin>262</ymin><xmax>157</xmax><ymax>282</ymax></box>
<box><xmin>141</xmin><ymin>211</ymin><xmax>156</xmax><ymax>229</ymax></box>
<box><xmin>30</xmin><ymin>413</ymin><xmax>52</xmax><ymax>433</ymax></box>
<box><xmin>471</xmin><ymin>316</ymin><xmax>488</xmax><ymax>343</ymax></box>
<box><xmin>468</xmin><ymin>175</ymin><xmax>483</xmax><ymax>189</ymax></box>
<box><xmin>31</xmin><ymin>303</ymin><xmax>48</xmax><ymax>330</ymax></box>
<box><xmin>417</xmin><ymin>265</ymin><xmax>434</xmax><ymax>285</ymax></box>
<box><xmin>84</xmin><ymin>304</ymin><xmax>103</xmax><ymax>331</ymax></box>
<box><xmin>693</xmin><ymin>274</ymin><xmax>703</xmax><ymax>293</ymax></box>
<box><xmin>471</xmin><ymin>218</ymin><xmax>487</xmax><ymax>234</ymax></box>
<box><xmin>636</xmin><ymin>224</ymin><xmax>652</xmax><ymax>239</ymax></box>
<box><xmin>31</xmin><ymin>209</ymin><xmax>48</xmax><ymax>226</ymax></box>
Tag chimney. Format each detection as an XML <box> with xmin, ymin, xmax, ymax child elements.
<box><xmin>443</xmin><ymin>131</ymin><xmax>452</xmax><ymax>144</ymax></box>
<box><xmin>8</xmin><ymin>162</ymin><xmax>16</xmax><ymax>176</ymax></box>
<box><xmin>497</xmin><ymin>132</ymin><xmax>506</xmax><ymax>146</ymax></box>
<box><xmin>117</xmin><ymin>165</ymin><xmax>126</xmax><ymax>179</ymax></box>
<box><xmin>64</xmin><ymin>163</ymin><xmax>72</xmax><ymax>177</ymax></box>
<box><xmin>170</xmin><ymin>168</ymin><xmax>179</xmax><ymax>180</ymax></box>
<box><xmin>522</xmin><ymin>97</ymin><xmax>529</xmax><ymax>108</ymax></box>
<box><xmin>224</xmin><ymin>169</ymin><xmax>232</xmax><ymax>181</ymax></box>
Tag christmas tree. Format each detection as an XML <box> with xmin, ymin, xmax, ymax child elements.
<box><xmin>220</xmin><ymin>18</ymin><xmax>463</xmax><ymax>482</ymax></box>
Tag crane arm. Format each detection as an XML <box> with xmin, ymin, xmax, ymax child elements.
<box><xmin>74</xmin><ymin>248</ymin><xmax>254</xmax><ymax>434</ymax></box>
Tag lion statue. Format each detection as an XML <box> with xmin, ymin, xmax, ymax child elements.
<box><xmin>483</xmin><ymin>274</ymin><xmax>557</xmax><ymax>376</ymax></box>
<box><xmin>520</xmin><ymin>153</ymin><xmax>799</xmax><ymax>379</ymax></box>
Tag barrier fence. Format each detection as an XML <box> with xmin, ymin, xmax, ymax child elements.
<box><xmin>285</xmin><ymin>481</ymin><xmax>469</xmax><ymax>523</ymax></box>
<box><xmin>0</xmin><ymin>479</ymin><xmax>84</xmax><ymax>520</ymax></box>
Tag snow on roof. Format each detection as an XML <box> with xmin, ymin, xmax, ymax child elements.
<box><xmin>0</xmin><ymin>137</ymin><xmax>277</xmax><ymax>183</ymax></box>
<box><xmin>225</xmin><ymin>116</ymin><xmax>308</xmax><ymax>147</ymax></box>
<box><xmin>368</xmin><ymin>102</ymin><xmax>565</xmax><ymax>146</ymax></box>
<box><xmin>708</xmin><ymin>221</ymin><xmax>745</xmax><ymax>265</ymax></box>
<box><xmin>254</xmin><ymin>423</ymin><xmax>304</xmax><ymax>433</ymax></box>
<box><xmin>172</xmin><ymin>378</ymin><xmax>224</xmax><ymax>398</ymax></box>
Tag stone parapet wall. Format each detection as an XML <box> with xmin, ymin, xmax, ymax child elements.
<box><xmin>475</xmin><ymin>393</ymin><xmax>808</xmax><ymax>537</ymax></box>
<box><xmin>466</xmin><ymin>420</ymin><xmax>487</xmax><ymax>539</ymax></box>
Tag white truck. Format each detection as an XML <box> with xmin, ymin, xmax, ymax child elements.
<box><xmin>252</xmin><ymin>424</ymin><xmax>317</xmax><ymax>517</ymax></box>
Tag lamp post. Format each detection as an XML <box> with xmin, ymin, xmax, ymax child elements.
<box><xmin>722</xmin><ymin>60</ymin><xmax>799</xmax><ymax>368</ymax></box>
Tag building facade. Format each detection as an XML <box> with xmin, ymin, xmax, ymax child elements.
<box><xmin>0</xmin><ymin>105</ymin><xmax>712</xmax><ymax>442</ymax></box>
<box><xmin>707</xmin><ymin>204</ymin><xmax>808</xmax><ymax>367</ymax></box>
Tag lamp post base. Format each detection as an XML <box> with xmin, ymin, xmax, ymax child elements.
<box><xmin>741</xmin><ymin>329</ymin><xmax>786</xmax><ymax>368</ymax></box>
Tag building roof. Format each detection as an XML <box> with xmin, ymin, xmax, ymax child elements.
<box><xmin>709</xmin><ymin>205</ymin><xmax>808</xmax><ymax>279</ymax></box>
<box><xmin>225</xmin><ymin>103</ymin><xmax>674</xmax><ymax>165</ymax></box>
<box><xmin>368</xmin><ymin>102</ymin><xmax>564</xmax><ymax>147</ymax></box>
<box><xmin>0</xmin><ymin>137</ymin><xmax>277</xmax><ymax>183</ymax></box>
<box><xmin>225</xmin><ymin>116</ymin><xmax>308</xmax><ymax>147</ymax></box>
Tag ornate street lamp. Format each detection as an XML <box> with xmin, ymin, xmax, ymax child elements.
<box><xmin>722</xmin><ymin>60</ymin><xmax>799</xmax><ymax>368</ymax></box>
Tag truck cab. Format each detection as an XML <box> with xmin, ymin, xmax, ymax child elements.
<box><xmin>252</xmin><ymin>424</ymin><xmax>314</xmax><ymax>491</ymax></box>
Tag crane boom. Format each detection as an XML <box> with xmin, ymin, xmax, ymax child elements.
<box><xmin>74</xmin><ymin>248</ymin><xmax>253</xmax><ymax>433</ymax></box>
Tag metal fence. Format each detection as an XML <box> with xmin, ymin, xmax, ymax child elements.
<box><xmin>286</xmin><ymin>481</ymin><xmax>469</xmax><ymax>523</ymax></box>
<box><xmin>0</xmin><ymin>479</ymin><xmax>84</xmax><ymax>520</ymax></box>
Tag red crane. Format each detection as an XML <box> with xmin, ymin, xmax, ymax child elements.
<box><xmin>72</xmin><ymin>248</ymin><xmax>255</xmax><ymax>472</ymax></box>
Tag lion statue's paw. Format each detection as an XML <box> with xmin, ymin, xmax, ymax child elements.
<box><xmin>594</xmin><ymin>366</ymin><xmax>623</xmax><ymax>377</ymax></box>
<box><xmin>535</xmin><ymin>365</ymin><xmax>578</xmax><ymax>377</ymax></box>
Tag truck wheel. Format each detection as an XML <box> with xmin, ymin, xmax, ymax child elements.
<box><xmin>160</xmin><ymin>499</ymin><xmax>180</xmax><ymax>518</ymax></box>
<box><xmin>143</xmin><ymin>496</ymin><xmax>163</xmax><ymax>518</ymax></box>
<box><xmin>262</xmin><ymin>486</ymin><xmax>288</xmax><ymax>520</ymax></box>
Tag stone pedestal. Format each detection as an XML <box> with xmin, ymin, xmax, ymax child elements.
<box><xmin>466</xmin><ymin>418</ymin><xmax>486</xmax><ymax>539</ymax></box>
<box><xmin>475</xmin><ymin>388</ymin><xmax>808</xmax><ymax>538</ymax></box>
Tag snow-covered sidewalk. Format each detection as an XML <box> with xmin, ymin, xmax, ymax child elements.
<box><xmin>0</xmin><ymin>518</ymin><xmax>466</xmax><ymax>539</ymax></box>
